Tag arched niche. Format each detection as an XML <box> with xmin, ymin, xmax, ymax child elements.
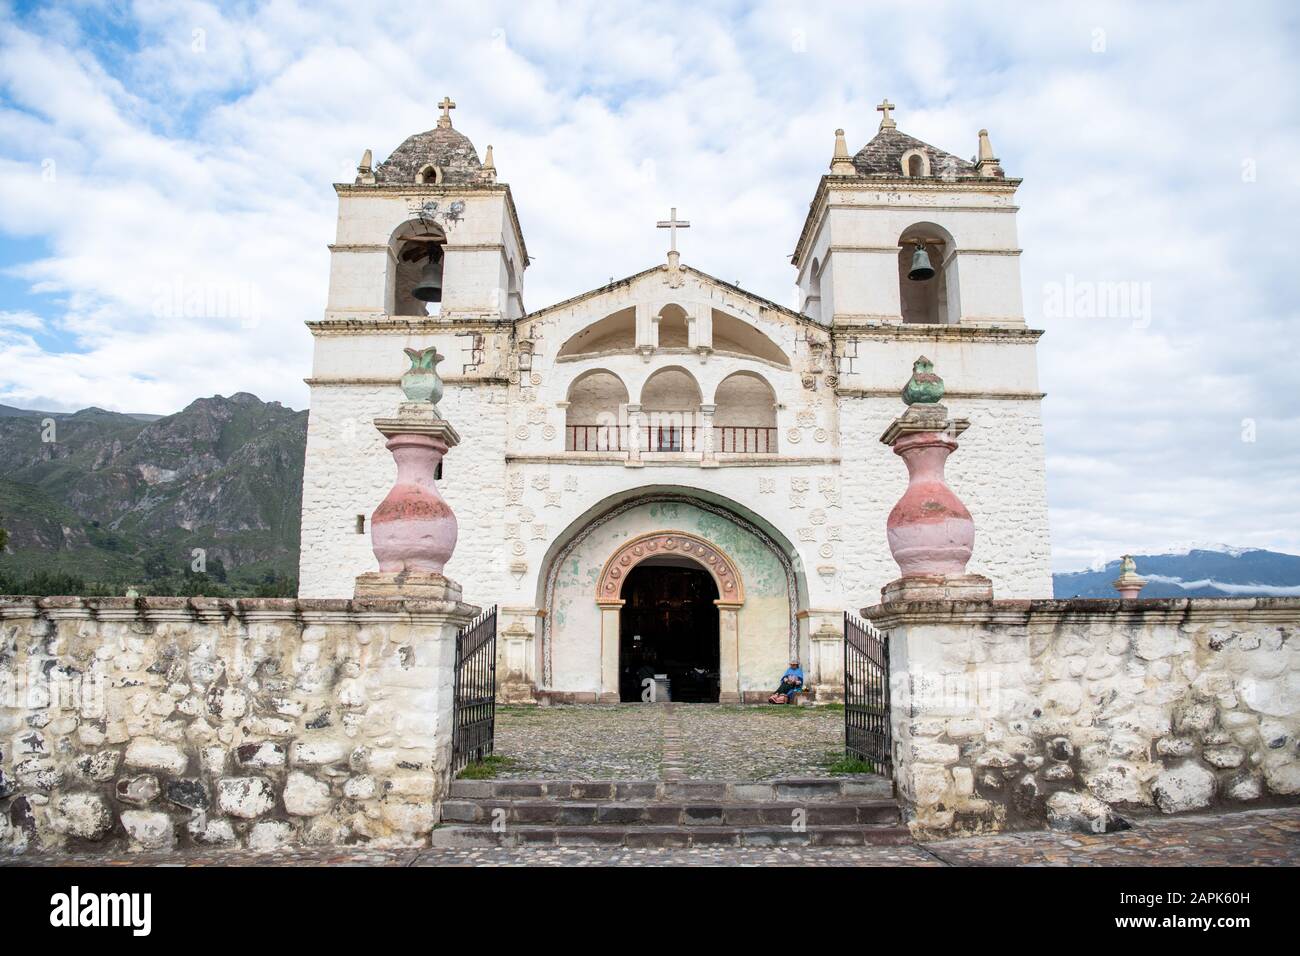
<box><xmin>898</xmin><ymin>221</ymin><xmax>959</xmax><ymax>325</ymax></box>
<box><xmin>657</xmin><ymin>303</ymin><xmax>690</xmax><ymax>347</ymax></box>
<box><xmin>388</xmin><ymin>219</ymin><xmax>447</xmax><ymax>317</ymax></box>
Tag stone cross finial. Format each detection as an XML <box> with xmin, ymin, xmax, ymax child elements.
<box><xmin>656</xmin><ymin>207</ymin><xmax>690</xmax><ymax>252</ymax></box>
<box><xmin>876</xmin><ymin>98</ymin><xmax>896</xmax><ymax>130</ymax></box>
<box><xmin>437</xmin><ymin>96</ymin><xmax>456</xmax><ymax>128</ymax></box>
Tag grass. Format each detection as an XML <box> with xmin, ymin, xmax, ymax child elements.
<box><xmin>456</xmin><ymin>754</ymin><xmax>517</xmax><ymax>779</ymax></box>
<box><xmin>822</xmin><ymin>751</ymin><xmax>877</xmax><ymax>775</ymax></box>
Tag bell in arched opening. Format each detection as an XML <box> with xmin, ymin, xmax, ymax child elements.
<box><xmin>907</xmin><ymin>242</ymin><xmax>935</xmax><ymax>281</ymax></box>
<box><xmin>412</xmin><ymin>248</ymin><xmax>444</xmax><ymax>302</ymax></box>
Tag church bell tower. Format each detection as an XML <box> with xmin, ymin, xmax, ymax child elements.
<box><xmin>325</xmin><ymin>96</ymin><xmax>528</xmax><ymax>323</ymax></box>
<box><xmin>793</xmin><ymin>100</ymin><xmax>1023</xmax><ymax>328</ymax></box>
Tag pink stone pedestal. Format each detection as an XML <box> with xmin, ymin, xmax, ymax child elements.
<box><xmin>879</xmin><ymin>404</ymin><xmax>992</xmax><ymax>602</ymax></box>
<box><xmin>354</xmin><ymin>403</ymin><xmax>465</xmax><ymax>600</ymax></box>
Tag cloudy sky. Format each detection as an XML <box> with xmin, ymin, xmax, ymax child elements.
<box><xmin>0</xmin><ymin>1</ymin><xmax>1297</xmax><ymax>570</ymax></box>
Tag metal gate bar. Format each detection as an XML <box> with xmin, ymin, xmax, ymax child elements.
<box><xmin>451</xmin><ymin>605</ymin><xmax>497</xmax><ymax>775</ymax></box>
<box><xmin>844</xmin><ymin>611</ymin><xmax>892</xmax><ymax>778</ymax></box>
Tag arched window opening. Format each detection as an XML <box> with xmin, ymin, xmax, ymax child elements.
<box><xmin>658</xmin><ymin>304</ymin><xmax>690</xmax><ymax>348</ymax></box>
<box><xmin>640</xmin><ymin>367</ymin><xmax>703</xmax><ymax>452</ymax></box>
<box><xmin>565</xmin><ymin>370</ymin><xmax>629</xmax><ymax>451</ymax></box>
<box><xmin>415</xmin><ymin>164</ymin><xmax>443</xmax><ymax>185</ymax></box>
<box><xmin>390</xmin><ymin>220</ymin><xmax>448</xmax><ymax>317</ymax></box>
<box><xmin>898</xmin><ymin>222</ymin><xmax>957</xmax><ymax>325</ymax></box>
<box><xmin>713</xmin><ymin>372</ymin><xmax>778</xmax><ymax>454</ymax></box>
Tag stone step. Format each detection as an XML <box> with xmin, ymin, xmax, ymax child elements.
<box><xmin>439</xmin><ymin>798</ymin><xmax>900</xmax><ymax>827</ymax></box>
<box><xmin>446</xmin><ymin>777</ymin><xmax>893</xmax><ymax>803</ymax></box>
<box><xmin>428</xmin><ymin>823</ymin><xmax>913</xmax><ymax>848</ymax></box>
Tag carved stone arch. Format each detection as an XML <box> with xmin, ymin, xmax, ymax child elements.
<box><xmin>596</xmin><ymin>530</ymin><xmax>745</xmax><ymax>607</ymax></box>
<box><xmin>415</xmin><ymin>163</ymin><xmax>444</xmax><ymax>185</ymax></box>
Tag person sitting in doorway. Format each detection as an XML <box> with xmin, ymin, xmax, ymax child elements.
<box><xmin>768</xmin><ymin>659</ymin><xmax>805</xmax><ymax>704</ymax></box>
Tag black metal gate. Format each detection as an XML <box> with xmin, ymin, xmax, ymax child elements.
<box><xmin>844</xmin><ymin>611</ymin><xmax>892</xmax><ymax>777</ymax></box>
<box><xmin>451</xmin><ymin>605</ymin><xmax>497</xmax><ymax>775</ymax></box>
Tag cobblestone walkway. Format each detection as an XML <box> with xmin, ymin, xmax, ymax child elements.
<box><xmin>8</xmin><ymin>807</ymin><xmax>1297</xmax><ymax>867</ymax></box>
<box><xmin>491</xmin><ymin>703</ymin><xmax>852</xmax><ymax>779</ymax></box>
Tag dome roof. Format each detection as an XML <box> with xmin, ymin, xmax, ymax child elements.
<box><xmin>374</xmin><ymin>123</ymin><xmax>485</xmax><ymax>185</ymax></box>
<box><xmin>851</xmin><ymin>127</ymin><xmax>982</xmax><ymax>179</ymax></box>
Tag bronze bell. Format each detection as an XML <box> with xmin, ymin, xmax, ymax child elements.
<box><xmin>907</xmin><ymin>242</ymin><xmax>935</xmax><ymax>281</ymax></box>
<box><xmin>411</xmin><ymin>251</ymin><xmax>444</xmax><ymax>302</ymax></box>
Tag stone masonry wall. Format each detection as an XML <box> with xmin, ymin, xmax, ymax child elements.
<box><xmin>0</xmin><ymin>595</ymin><xmax>472</xmax><ymax>855</ymax></box>
<box><xmin>864</xmin><ymin>598</ymin><xmax>1300</xmax><ymax>840</ymax></box>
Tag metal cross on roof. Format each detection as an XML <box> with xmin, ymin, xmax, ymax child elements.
<box><xmin>656</xmin><ymin>207</ymin><xmax>690</xmax><ymax>252</ymax></box>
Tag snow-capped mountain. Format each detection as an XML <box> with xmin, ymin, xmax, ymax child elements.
<box><xmin>1053</xmin><ymin>547</ymin><xmax>1300</xmax><ymax>599</ymax></box>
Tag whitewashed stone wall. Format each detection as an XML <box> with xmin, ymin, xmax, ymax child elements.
<box><xmin>865</xmin><ymin>598</ymin><xmax>1300</xmax><ymax>840</ymax></box>
<box><xmin>0</xmin><ymin>596</ymin><xmax>473</xmax><ymax>855</ymax></box>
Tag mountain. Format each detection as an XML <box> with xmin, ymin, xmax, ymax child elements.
<box><xmin>1053</xmin><ymin>545</ymin><xmax>1300</xmax><ymax>598</ymax></box>
<box><xmin>0</xmin><ymin>393</ymin><xmax>306</xmax><ymax>596</ymax></box>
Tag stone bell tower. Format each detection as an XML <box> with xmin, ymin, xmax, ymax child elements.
<box><xmin>325</xmin><ymin>96</ymin><xmax>529</xmax><ymax>322</ymax></box>
<box><xmin>794</xmin><ymin>99</ymin><xmax>1023</xmax><ymax>328</ymax></box>
<box><xmin>299</xmin><ymin>99</ymin><xmax>526</xmax><ymax>599</ymax></box>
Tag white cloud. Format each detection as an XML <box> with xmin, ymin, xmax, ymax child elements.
<box><xmin>0</xmin><ymin>2</ymin><xmax>1297</xmax><ymax>569</ymax></box>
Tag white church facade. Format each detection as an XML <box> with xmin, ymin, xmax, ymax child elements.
<box><xmin>298</xmin><ymin>98</ymin><xmax>1052</xmax><ymax>704</ymax></box>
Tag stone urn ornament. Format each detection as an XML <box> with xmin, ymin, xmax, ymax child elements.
<box><xmin>401</xmin><ymin>346</ymin><xmax>445</xmax><ymax>408</ymax></box>
<box><xmin>1112</xmin><ymin>555</ymin><xmax>1147</xmax><ymax>599</ymax></box>
<box><xmin>370</xmin><ymin>430</ymin><xmax>458</xmax><ymax>575</ymax></box>
<box><xmin>354</xmin><ymin>347</ymin><xmax>464</xmax><ymax>598</ymax></box>
<box><xmin>878</xmin><ymin>356</ymin><xmax>990</xmax><ymax>601</ymax></box>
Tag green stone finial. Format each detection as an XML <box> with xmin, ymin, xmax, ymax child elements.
<box><xmin>401</xmin><ymin>346</ymin><xmax>445</xmax><ymax>405</ymax></box>
<box><xmin>901</xmin><ymin>355</ymin><xmax>944</xmax><ymax>405</ymax></box>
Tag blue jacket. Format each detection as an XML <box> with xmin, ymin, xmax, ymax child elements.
<box><xmin>781</xmin><ymin>666</ymin><xmax>805</xmax><ymax>692</ymax></box>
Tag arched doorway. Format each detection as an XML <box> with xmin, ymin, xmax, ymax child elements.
<box><xmin>594</xmin><ymin>530</ymin><xmax>746</xmax><ymax>702</ymax></box>
<box><xmin>538</xmin><ymin>488</ymin><xmax>807</xmax><ymax>702</ymax></box>
<box><xmin>619</xmin><ymin>559</ymin><xmax>720</xmax><ymax>702</ymax></box>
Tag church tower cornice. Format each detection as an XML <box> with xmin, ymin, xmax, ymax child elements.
<box><xmin>791</xmin><ymin>173</ymin><xmax>1022</xmax><ymax>269</ymax></box>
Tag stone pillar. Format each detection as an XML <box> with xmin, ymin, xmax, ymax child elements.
<box><xmin>699</xmin><ymin>402</ymin><xmax>717</xmax><ymax>465</ymax></box>
<box><xmin>625</xmin><ymin>403</ymin><xmax>643</xmax><ymax>466</ymax></box>
<box><xmin>874</xmin><ymin>356</ymin><xmax>991</xmax><ymax>837</ymax></box>
<box><xmin>597</xmin><ymin>601</ymin><xmax>623</xmax><ymax>702</ymax></box>
<box><xmin>352</xmin><ymin>347</ymin><xmax>478</xmax><ymax>814</ymax></box>
<box><xmin>804</xmin><ymin>611</ymin><xmax>845</xmax><ymax>702</ymax></box>
<box><xmin>499</xmin><ymin>606</ymin><xmax>540</xmax><ymax>703</ymax></box>
<box><xmin>717</xmin><ymin>603</ymin><xmax>742</xmax><ymax>703</ymax></box>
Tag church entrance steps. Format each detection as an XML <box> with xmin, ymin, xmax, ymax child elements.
<box><xmin>428</xmin><ymin>823</ymin><xmax>911</xmax><ymax>848</ymax></box>
<box><xmin>434</xmin><ymin>775</ymin><xmax>907</xmax><ymax>848</ymax></box>
<box><xmin>447</xmin><ymin>776</ymin><xmax>893</xmax><ymax>802</ymax></box>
